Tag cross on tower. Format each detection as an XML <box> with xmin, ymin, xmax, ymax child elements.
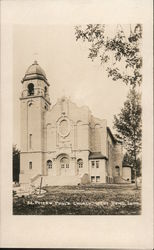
<box><xmin>33</xmin><ymin>52</ymin><xmax>39</xmax><ymax>63</ymax></box>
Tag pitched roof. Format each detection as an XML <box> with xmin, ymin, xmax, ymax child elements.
<box><xmin>89</xmin><ymin>152</ymin><xmax>107</xmax><ymax>160</ymax></box>
<box><xmin>107</xmin><ymin>127</ymin><xmax>122</xmax><ymax>144</ymax></box>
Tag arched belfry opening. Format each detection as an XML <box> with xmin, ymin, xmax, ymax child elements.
<box><xmin>44</xmin><ymin>86</ymin><xmax>47</xmax><ymax>94</ymax></box>
<box><xmin>28</xmin><ymin>83</ymin><xmax>34</xmax><ymax>96</ymax></box>
<box><xmin>21</xmin><ymin>61</ymin><xmax>51</xmax><ymax>104</ymax></box>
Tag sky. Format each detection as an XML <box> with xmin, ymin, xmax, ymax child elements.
<box><xmin>13</xmin><ymin>24</ymin><xmax>129</xmax><ymax>148</ymax></box>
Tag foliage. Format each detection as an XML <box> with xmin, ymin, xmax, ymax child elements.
<box><xmin>114</xmin><ymin>89</ymin><xmax>142</xmax><ymax>178</ymax></box>
<box><xmin>75</xmin><ymin>24</ymin><xmax>142</xmax><ymax>87</ymax></box>
<box><xmin>123</xmin><ymin>152</ymin><xmax>133</xmax><ymax>166</ymax></box>
<box><xmin>13</xmin><ymin>185</ymin><xmax>141</xmax><ymax>215</ymax></box>
<box><xmin>13</xmin><ymin>145</ymin><xmax>20</xmax><ymax>182</ymax></box>
<box><xmin>136</xmin><ymin>158</ymin><xmax>142</xmax><ymax>177</ymax></box>
<box><xmin>123</xmin><ymin>152</ymin><xmax>142</xmax><ymax>178</ymax></box>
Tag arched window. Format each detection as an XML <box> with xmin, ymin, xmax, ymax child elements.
<box><xmin>115</xmin><ymin>166</ymin><xmax>120</xmax><ymax>176</ymax></box>
<box><xmin>29</xmin><ymin>161</ymin><xmax>32</xmax><ymax>169</ymax></box>
<box><xmin>44</xmin><ymin>86</ymin><xmax>47</xmax><ymax>95</ymax></box>
<box><xmin>77</xmin><ymin>159</ymin><xmax>83</xmax><ymax>168</ymax></box>
<box><xmin>28</xmin><ymin>83</ymin><xmax>34</xmax><ymax>96</ymax></box>
<box><xmin>29</xmin><ymin>134</ymin><xmax>32</xmax><ymax>149</ymax></box>
<box><xmin>47</xmin><ymin>160</ymin><xmax>52</xmax><ymax>169</ymax></box>
<box><xmin>60</xmin><ymin>157</ymin><xmax>69</xmax><ymax>168</ymax></box>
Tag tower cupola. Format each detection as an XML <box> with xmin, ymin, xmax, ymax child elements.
<box><xmin>20</xmin><ymin>61</ymin><xmax>51</xmax><ymax>105</ymax></box>
<box><xmin>22</xmin><ymin>60</ymin><xmax>48</xmax><ymax>83</ymax></box>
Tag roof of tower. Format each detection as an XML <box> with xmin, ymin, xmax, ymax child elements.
<box><xmin>26</xmin><ymin>60</ymin><xmax>46</xmax><ymax>77</ymax></box>
<box><xmin>22</xmin><ymin>61</ymin><xmax>49</xmax><ymax>85</ymax></box>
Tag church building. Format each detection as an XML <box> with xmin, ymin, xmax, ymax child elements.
<box><xmin>19</xmin><ymin>61</ymin><xmax>130</xmax><ymax>186</ymax></box>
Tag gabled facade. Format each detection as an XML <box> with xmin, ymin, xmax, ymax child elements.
<box><xmin>19</xmin><ymin>61</ymin><xmax>124</xmax><ymax>186</ymax></box>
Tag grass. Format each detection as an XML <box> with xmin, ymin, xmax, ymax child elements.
<box><xmin>13</xmin><ymin>184</ymin><xmax>141</xmax><ymax>215</ymax></box>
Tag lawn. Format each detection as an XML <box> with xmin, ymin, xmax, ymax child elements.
<box><xmin>13</xmin><ymin>184</ymin><xmax>141</xmax><ymax>215</ymax></box>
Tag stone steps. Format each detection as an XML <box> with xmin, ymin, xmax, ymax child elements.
<box><xmin>43</xmin><ymin>175</ymin><xmax>81</xmax><ymax>186</ymax></box>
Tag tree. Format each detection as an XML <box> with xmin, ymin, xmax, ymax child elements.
<box><xmin>13</xmin><ymin>145</ymin><xmax>20</xmax><ymax>183</ymax></box>
<box><xmin>75</xmin><ymin>24</ymin><xmax>142</xmax><ymax>186</ymax></box>
<box><xmin>123</xmin><ymin>152</ymin><xmax>142</xmax><ymax>180</ymax></box>
<box><xmin>75</xmin><ymin>24</ymin><xmax>142</xmax><ymax>88</ymax></box>
<box><xmin>113</xmin><ymin>89</ymin><xmax>142</xmax><ymax>187</ymax></box>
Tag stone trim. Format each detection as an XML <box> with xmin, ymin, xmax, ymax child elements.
<box><xmin>22</xmin><ymin>73</ymin><xmax>50</xmax><ymax>86</ymax></box>
<box><xmin>20</xmin><ymin>95</ymin><xmax>51</xmax><ymax>105</ymax></box>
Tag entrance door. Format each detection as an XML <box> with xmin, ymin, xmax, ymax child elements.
<box><xmin>60</xmin><ymin>157</ymin><xmax>69</xmax><ymax>175</ymax></box>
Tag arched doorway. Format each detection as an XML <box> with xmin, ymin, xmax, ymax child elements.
<box><xmin>77</xmin><ymin>158</ymin><xmax>83</xmax><ymax>175</ymax></box>
<box><xmin>57</xmin><ymin>154</ymin><xmax>70</xmax><ymax>176</ymax></box>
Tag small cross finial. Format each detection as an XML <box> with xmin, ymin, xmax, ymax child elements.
<box><xmin>33</xmin><ymin>52</ymin><xmax>39</xmax><ymax>63</ymax></box>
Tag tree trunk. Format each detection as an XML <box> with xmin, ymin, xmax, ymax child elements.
<box><xmin>134</xmin><ymin>167</ymin><xmax>138</xmax><ymax>189</ymax></box>
<box><xmin>134</xmin><ymin>154</ymin><xmax>138</xmax><ymax>189</ymax></box>
<box><xmin>39</xmin><ymin>177</ymin><xmax>43</xmax><ymax>194</ymax></box>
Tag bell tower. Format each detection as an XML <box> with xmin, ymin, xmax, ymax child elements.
<box><xmin>19</xmin><ymin>61</ymin><xmax>51</xmax><ymax>184</ymax></box>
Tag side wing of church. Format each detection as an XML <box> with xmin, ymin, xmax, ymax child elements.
<box><xmin>19</xmin><ymin>61</ymin><xmax>131</xmax><ymax>186</ymax></box>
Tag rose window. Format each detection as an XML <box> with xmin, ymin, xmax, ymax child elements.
<box><xmin>58</xmin><ymin>118</ymin><xmax>70</xmax><ymax>137</ymax></box>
